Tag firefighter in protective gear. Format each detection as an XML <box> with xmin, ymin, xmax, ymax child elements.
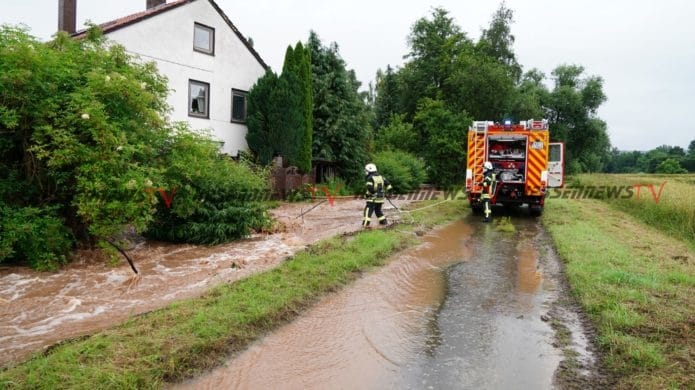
<box><xmin>481</xmin><ymin>161</ymin><xmax>496</xmax><ymax>222</ymax></box>
<box><xmin>363</xmin><ymin>163</ymin><xmax>393</xmax><ymax>227</ymax></box>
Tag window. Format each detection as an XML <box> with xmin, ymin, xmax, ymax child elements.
<box><xmin>188</xmin><ymin>80</ymin><xmax>210</xmax><ymax>118</ymax></box>
<box><xmin>193</xmin><ymin>23</ymin><xmax>214</xmax><ymax>55</ymax></box>
<box><xmin>231</xmin><ymin>89</ymin><xmax>247</xmax><ymax>123</ymax></box>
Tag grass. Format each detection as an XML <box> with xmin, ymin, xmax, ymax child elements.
<box><xmin>542</xmin><ymin>196</ymin><xmax>694</xmax><ymax>389</ymax></box>
<box><xmin>0</xmin><ymin>199</ymin><xmax>466</xmax><ymax>389</ymax></box>
<box><xmin>494</xmin><ymin>216</ymin><xmax>516</xmax><ymax>233</ymax></box>
<box><xmin>570</xmin><ymin>173</ymin><xmax>695</xmax><ymax>248</ymax></box>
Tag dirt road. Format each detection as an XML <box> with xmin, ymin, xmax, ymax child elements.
<box><xmin>174</xmin><ymin>212</ymin><xmax>603</xmax><ymax>389</ymax></box>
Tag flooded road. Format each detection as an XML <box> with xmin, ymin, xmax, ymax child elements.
<box><xmin>0</xmin><ymin>199</ymin><xmax>389</xmax><ymax>366</ymax></box>
<box><xmin>175</xmin><ymin>213</ymin><xmax>596</xmax><ymax>389</ymax></box>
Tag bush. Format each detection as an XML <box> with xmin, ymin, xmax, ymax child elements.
<box><xmin>145</xmin><ymin>130</ymin><xmax>271</xmax><ymax>245</ymax></box>
<box><xmin>0</xmin><ymin>26</ymin><xmax>274</xmax><ymax>266</ymax></box>
<box><xmin>373</xmin><ymin>150</ymin><xmax>426</xmax><ymax>193</ymax></box>
<box><xmin>375</xmin><ymin>114</ymin><xmax>418</xmax><ymax>153</ymax></box>
<box><xmin>0</xmin><ymin>205</ymin><xmax>72</xmax><ymax>270</ymax></box>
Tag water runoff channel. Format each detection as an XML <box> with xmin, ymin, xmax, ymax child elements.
<box><xmin>174</xmin><ymin>212</ymin><xmax>596</xmax><ymax>389</ymax></box>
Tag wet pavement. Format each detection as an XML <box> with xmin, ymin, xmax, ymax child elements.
<box><xmin>174</xmin><ymin>213</ymin><xmax>597</xmax><ymax>389</ymax></box>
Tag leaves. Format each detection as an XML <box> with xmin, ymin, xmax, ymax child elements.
<box><xmin>1</xmin><ymin>26</ymin><xmax>269</xmax><ymax>267</ymax></box>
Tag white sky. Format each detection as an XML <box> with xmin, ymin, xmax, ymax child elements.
<box><xmin>1</xmin><ymin>0</ymin><xmax>694</xmax><ymax>151</ymax></box>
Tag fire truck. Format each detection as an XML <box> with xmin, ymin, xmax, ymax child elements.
<box><xmin>465</xmin><ymin>119</ymin><xmax>564</xmax><ymax>216</ymax></box>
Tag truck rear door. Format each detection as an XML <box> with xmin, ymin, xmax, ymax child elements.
<box><xmin>548</xmin><ymin>142</ymin><xmax>564</xmax><ymax>187</ymax></box>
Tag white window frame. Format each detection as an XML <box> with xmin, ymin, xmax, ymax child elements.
<box><xmin>188</xmin><ymin>79</ymin><xmax>210</xmax><ymax>118</ymax></box>
<box><xmin>193</xmin><ymin>22</ymin><xmax>214</xmax><ymax>55</ymax></box>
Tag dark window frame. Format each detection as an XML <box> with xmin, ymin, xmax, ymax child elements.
<box><xmin>231</xmin><ymin>88</ymin><xmax>248</xmax><ymax>123</ymax></box>
<box><xmin>193</xmin><ymin>22</ymin><xmax>215</xmax><ymax>55</ymax></box>
<box><xmin>188</xmin><ymin>79</ymin><xmax>210</xmax><ymax>119</ymax></box>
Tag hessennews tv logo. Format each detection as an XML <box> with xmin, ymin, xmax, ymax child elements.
<box><xmin>143</xmin><ymin>181</ymin><xmax>668</xmax><ymax>208</ymax></box>
<box><xmin>547</xmin><ymin>181</ymin><xmax>667</xmax><ymax>204</ymax></box>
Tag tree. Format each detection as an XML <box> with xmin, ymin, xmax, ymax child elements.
<box><xmin>281</xmin><ymin>42</ymin><xmax>313</xmax><ymax>173</ymax></box>
<box><xmin>247</xmin><ymin>43</ymin><xmax>313</xmax><ymax>173</ymax></box>
<box><xmin>413</xmin><ymin>99</ymin><xmax>470</xmax><ymax>187</ymax></box>
<box><xmin>308</xmin><ymin>31</ymin><xmax>370</xmax><ymax>184</ymax></box>
<box><xmin>446</xmin><ymin>52</ymin><xmax>516</xmax><ymax>120</ymax></box>
<box><xmin>510</xmin><ymin>68</ymin><xmax>548</xmax><ymax>120</ymax></box>
<box><xmin>399</xmin><ymin>7</ymin><xmax>473</xmax><ymax>119</ymax></box>
<box><xmin>655</xmin><ymin>158</ymin><xmax>687</xmax><ymax>174</ymax></box>
<box><xmin>546</xmin><ymin>65</ymin><xmax>610</xmax><ymax>173</ymax></box>
<box><xmin>374</xmin><ymin>114</ymin><xmax>418</xmax><ymax>153</ymax></box>
<box><xmin>373</xmin><ymin>65</ymin><xmax>401</xmax><ymax>130</ymax></box>
<box><xmin>246</xmin><ymin>70</ymin><xmax>281</xmax><ymax>164</ymax></box>
<box><xmin>476</xmin><ymin>2</ymin><xmax>522</xmax><ymax>83</ymax></box>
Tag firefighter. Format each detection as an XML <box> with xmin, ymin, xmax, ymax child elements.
<box><xmin>481</xmin><ymin>161</ymin><xmax>496</xmax><ymax>222</ymax></box>
<box><xmin>362</xmin><ymin>163</ymin><xmax>393</xmax><ymax>228</ymax></box>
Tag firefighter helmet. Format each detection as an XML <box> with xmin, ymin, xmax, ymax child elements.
<box><xmin>365</xmin><ymin>163</ymin><xmax>377</xmax><ymax>174</ymax></box>
<box><xmin>483</xmin><ymin>161</ymin><xmax>493</xmax><ymax>170</ymax></box>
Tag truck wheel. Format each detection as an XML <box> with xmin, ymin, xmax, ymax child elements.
<box><xmin>529</xmin><ymin>205</ymin><xmax>543</xmax><ymax>217</ymax></box>
<box><xmin>471</xmin><ymin>204</ymin><xmax>483</xmax><ymax>215</ymax></box>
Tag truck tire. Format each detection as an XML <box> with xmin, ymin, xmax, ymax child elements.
<box><xmin>471</xmin><ymin>203</ymin><xmax>483</xmax><ymax>215</ymax></box>
<box><xmin>529</xmin><ymin>205</ymin><xmax>543</xmax><ymax>217</ymax></box>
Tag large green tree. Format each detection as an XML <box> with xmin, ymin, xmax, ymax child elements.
<box><xmin>476</xmin><ymin>2</ymin><xmax>522</xmax><ymax>83</ymax></box>
<box><xmin>373</xmin><ymin>65</ymin><xmax>401</xmax><ymax>130</ymax></box>
<box><xmin>510</xmin><ymin>68</ymin><xmax>548</xmax><ymax>120</ymax></box>
<box><xmin>281</xmin><ymin>42</ymin><xmax>313</xmax><ymax>173</ymax></box>
<box><xmin>399</xmin><ymin>7</ymin><xmax>473</xmax><ymax>119</ymax></box>
<box><xmin>546</xmin><ymin>64</ymin><xmax>610</xmax><ymax>173</ymax></box>
<box><xmin>308</xmin><ymin>31</ymin><xmax>370</xmax><ymax>183</ymax></box>
<box><xmin>413</xmin><ymin>99</ymin><xmax>470</xmax><ymax>187</ymax></box>
<box><xmin>246</xmin><ymin>70</ymin><xmax>282</xmax><ymax>164</ymax></box>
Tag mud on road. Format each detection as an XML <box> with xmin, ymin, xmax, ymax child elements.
<box><xmin>0</xmin><ymin>198</ymin><xmax>408</xmax><ymax>367</ymax></box>
<box><xmin>175</xmin><ymin>211</ymin><xmax>605</xmax><ymax>389</ymax></box>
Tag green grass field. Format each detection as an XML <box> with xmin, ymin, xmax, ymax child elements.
<box><xmin>570</xmin><ymin>173</ymin><xmax>695</xmax><ymax>248</ymax></box>
<box><xmin>543</xmin><ymin>176</ymin><xmax>694</xmax><ymax>389</ymax></box>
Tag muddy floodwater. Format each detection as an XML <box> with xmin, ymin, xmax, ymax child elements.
<box><xmin>0</xmin><ymin>199</ymin><xmax>389</xmax><ymax>366</ymax></box>
<box><xmin>175</xmin><ymin>214</ymin><xmax>597</xmax><ymax>389</ymax></box>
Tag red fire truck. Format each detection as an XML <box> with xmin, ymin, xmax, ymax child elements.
<box><xmin>465</xmin><ymin>119</ymin><xmax>564</xmax><ymax>216</ymax></box>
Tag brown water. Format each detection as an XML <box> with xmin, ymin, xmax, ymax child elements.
<box><xmin>174</xmin><ymin>213</ymin><xmax>593</xmax><ymax>389</ymax></box>
<box><xmin>173</xmin><ymin>219</ymin><xmax>475</xmax><ymax>390</ymax></box>
<box><xmin>0</xmin><ymin>199</ymin><xmax>387</xmax><ymax>366</ymax></box>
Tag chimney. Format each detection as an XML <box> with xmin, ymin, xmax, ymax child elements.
<box><xmin>147</xmin><ymin>0</ymin><xmax>166</xmax><ymax>9</ymax></box>
<box><xmin>58</xmin><ymin>0</ymin><xmax>77</xmax><ymax>34</ymax></box>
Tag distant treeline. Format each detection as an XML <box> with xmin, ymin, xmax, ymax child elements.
<box><xmin>605</xmin><ymin>142</ymin><xmax>695</xmax><ymax>173</ymax></box>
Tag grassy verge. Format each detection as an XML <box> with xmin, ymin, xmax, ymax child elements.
<box><xmin>543</xmin><ymin>197</ymin><xmax>694</xmax><ymax>389</ymax></box>
<box><xmin>0</xmin><ymin>199</ymin><xmax>466</xmax><ymax>389</ymax></box>
<box><xmin>570</xmin><ymin>173</ymin><xmax>695</xmax><ymax>248</ymax></box>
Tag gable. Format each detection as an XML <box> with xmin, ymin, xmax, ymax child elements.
<box><xmin>72</xmin><ymin>0</ymin><xmax>268</xmax><ymax>70</ymax></box>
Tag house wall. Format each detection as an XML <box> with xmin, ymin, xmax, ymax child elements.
<box><xmin>105</xmin><ymin>0</ymin><xmax>266</xmax><ymax>156</ymax></box>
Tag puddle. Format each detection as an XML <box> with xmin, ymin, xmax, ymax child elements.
<box><xmin>172</xmin><ymin>220</ymin><xmax>475</xmax><ymax>389</ymax></box>
<box><xmin>174</xmin><ymin>213</ymin><xmax>593</xmax><ymax>389</ymax></box>
<box><xmin>395</xmin><ymin>218</ymin><xmax>562</xmax><ymax>389</ymax></box>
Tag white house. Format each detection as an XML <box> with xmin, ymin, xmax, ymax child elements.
<box><xmin>62</xmin><ymin>0</ymin><xmax>268</xmax><ymax>156</ymax></box>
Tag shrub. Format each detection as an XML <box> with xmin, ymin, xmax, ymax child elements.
<box><xmin>0</xmin><ymin>205</ymin><xmax>72</xmax><ymax>270</ymax></box>
<box><xmin>145</xmin><ymin>130</ymin><xmax>271</xmax><ymax>245</ymax></box>
<box><xmin>373</xmin><ymin>150</ymin><xmax>426</xmax><ymax>193</ymax></box>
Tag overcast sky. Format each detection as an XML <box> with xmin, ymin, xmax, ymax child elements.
<box><xmin>1</xmin><ymin>0</ymin><xmax>693</xmax><ymax>151</ymax></box>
